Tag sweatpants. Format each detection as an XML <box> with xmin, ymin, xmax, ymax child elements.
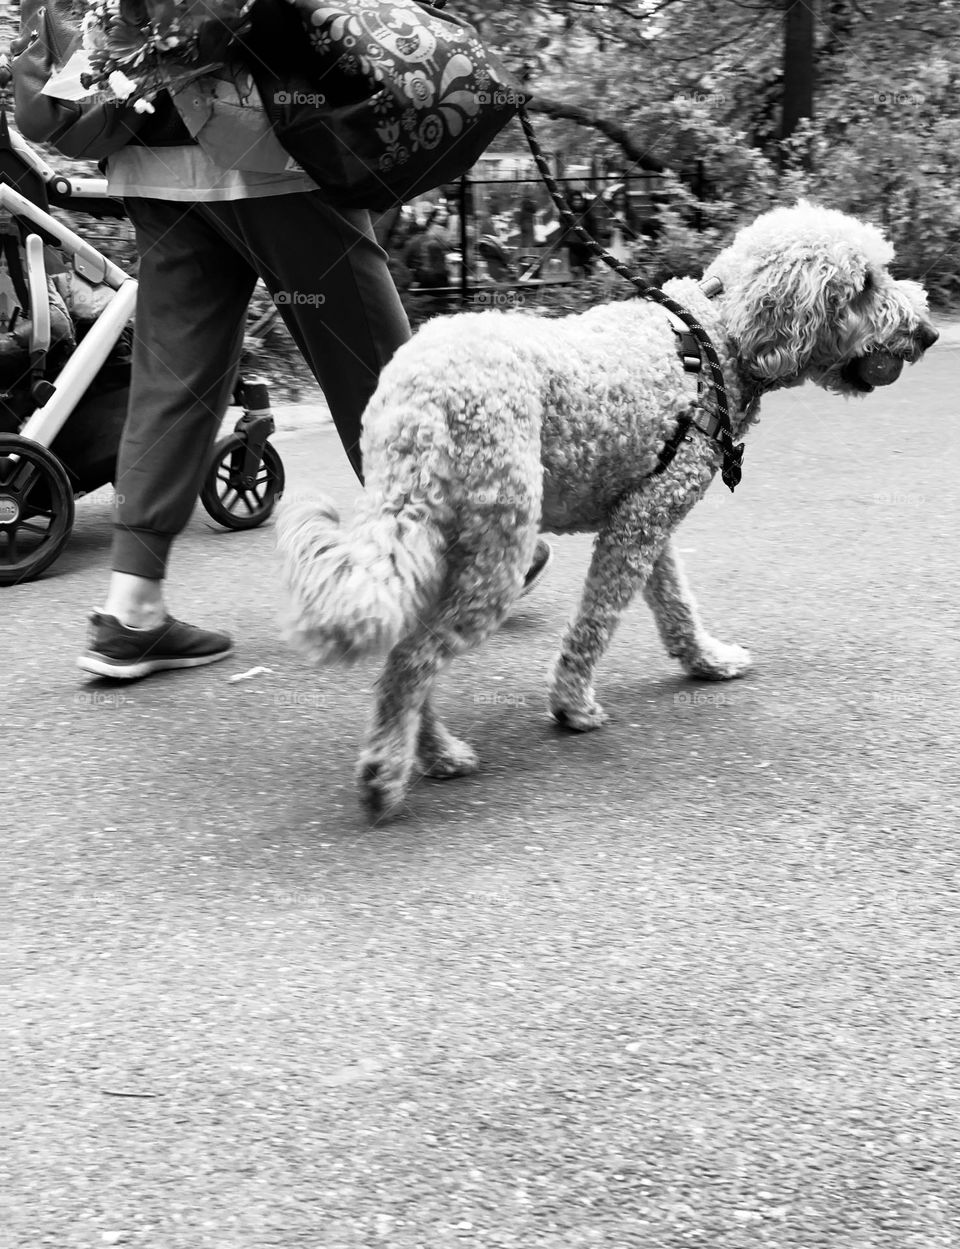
<box><xmin>113</xmin><ymin>191</ymin><xmax>411</xmax><ymax>580</ymax></box>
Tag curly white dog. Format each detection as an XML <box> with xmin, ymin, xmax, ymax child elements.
<box><xmin>278</xmin><ymin>201</ymin><xmax>938</xmax><ymax>817</ymax></box>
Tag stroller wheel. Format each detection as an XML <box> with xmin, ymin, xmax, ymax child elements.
<box><xmin>0</xmin><ymin>435</ymin><xmax>75</xmax><ymax>585</ymax></box>
<box><xmin>200</xmin><ymin>433</ymin><xmax>286</xmax><ymax>530</ymax></box>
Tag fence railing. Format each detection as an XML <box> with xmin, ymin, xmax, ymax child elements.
<box><xmin>392</xmin><ymin>170</ymin><xmax>662</xmax><ymax>306</ymax></box>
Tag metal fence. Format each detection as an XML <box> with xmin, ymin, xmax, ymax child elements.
<box><xmin>392</xmin><ymin>166</ymin><xmax>663</xmax><ymax>307</ymax></box>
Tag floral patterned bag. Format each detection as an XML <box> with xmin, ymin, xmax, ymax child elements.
<box><xmin>247</xmin><ymin>0</ymin><xmax>527</xmax><ymax>210</ymax></box>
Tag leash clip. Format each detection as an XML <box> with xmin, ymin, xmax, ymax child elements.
<box><xmin>721</xmin><ymin>442</ymin><xmax>745</xmax><ymax>492</ymax></box>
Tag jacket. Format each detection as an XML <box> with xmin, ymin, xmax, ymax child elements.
<box><xmin>11</xmin><ymin>0</ymin><xmax>277</xmax><ymax>165</ymax></box>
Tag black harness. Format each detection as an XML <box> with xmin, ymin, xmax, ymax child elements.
<box><xmin>653</xmin><ymin>277</ymin><xmax>745</xmax><ymax>485</ymax></box>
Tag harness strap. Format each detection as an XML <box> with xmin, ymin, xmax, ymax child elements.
<box><xmin>653</xmin><ymin>289</ymin><xmax>743</xmax><ymax>480</ymax></box>
<box><xmin>652</xmin><ymin>403</ymin><xmax>744</xmax><ymax>479</ymax></box>
<box><xmin>652</xmin><ymin>411</ymin><xmax>693</xmax><ymax>477</ymax></box>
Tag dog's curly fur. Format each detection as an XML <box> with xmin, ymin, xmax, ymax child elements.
<box><xmin>278</xmin><ymin>202</ymin><xmax>937</xmax><ymax>817</ymax></box>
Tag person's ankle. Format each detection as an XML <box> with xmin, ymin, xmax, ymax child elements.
<box><xmin>103</xmin><ymin>574</ymin><xmax>167</xmax><ymax>630</ymax></box>
<box><xmin>103</xmin><ymin>603</ymin><xmax>167</xmax><ymax>630</ymax></box>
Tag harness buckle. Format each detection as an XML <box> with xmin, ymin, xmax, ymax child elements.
<box><xmin>675</xmin><ymin>329</ymin><xmax>702</xmax><ymax>374</ymax></box>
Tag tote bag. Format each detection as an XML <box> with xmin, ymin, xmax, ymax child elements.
<box><xmin>248</xmin><ymin>0</ymin><xmax>528</xmax><ymax>210</ymax></box>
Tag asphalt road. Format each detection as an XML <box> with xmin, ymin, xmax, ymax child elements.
<box><xmin>5</xmin><ymin>331</ymin><xmax>960</xmax><ymax>1249</ymax></box>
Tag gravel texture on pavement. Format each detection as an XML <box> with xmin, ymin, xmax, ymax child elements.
<box><xmin>4</xmin><ymin>335</ymin><xmax>959</xmax><ymax>1249</ymax></box>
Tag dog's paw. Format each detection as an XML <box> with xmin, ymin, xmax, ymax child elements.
<box><xmin>419</xmin><ymin>736</ymin><xmax>480</xmax><ymax>780</ymax></box>
<box><xmin>357</xmin><ymin>752</ymin><xmax>413</xmax><ymax>821</ymax></box>
<box><xmin>550</xmin><ymin>699</ymin><xmax>610</xmax><ymax>732</ymax></box>
<box><xmin>683</xmin><ymin>638</ymin><xmax>752</xmax><ymax>681</ymax></box>
<box><xmin>548</xmin><ymin>658</ymin><xmax>609</xmax><ymax>732</ymax></box>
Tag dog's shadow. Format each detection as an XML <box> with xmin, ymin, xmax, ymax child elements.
<box><xmin>251</xmin><ymin>662</ymin><xmax>759</xmax><ymax>837</ymax></box>
<box><xmin>397</xmin><ymin>668</ymin><xmax>759</xmax><ymax>822</ymax></box>
<box><xmin>498</xmin><ymin>607</ymin><xmax>550</xmax><ymax>636</ymax></box>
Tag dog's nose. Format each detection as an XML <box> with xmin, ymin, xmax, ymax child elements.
<box><xmin>919</xmin><ymin>324</ymin><xmax>940</xmax><ymax>350</ymax></box>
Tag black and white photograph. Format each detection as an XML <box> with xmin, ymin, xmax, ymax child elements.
<box><xmin>3</xmin><ymin>0</ymin><xmax>958</xmax><ymax>1244</ymax></box>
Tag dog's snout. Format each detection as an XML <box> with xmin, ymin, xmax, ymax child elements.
<box><xmin>918</xmin><ymin>323</ymin><xmax>939</xmax><ymax>351</ymax></box>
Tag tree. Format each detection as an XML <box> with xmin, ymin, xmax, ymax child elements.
<box><xmin>457</xmin><ymin>0</ymin><xmax>959</xmax><ymax>296</ymax></box>
<box><xmin>781</xmin><ymin>0</ymin><xmax>815</xmax><ymax>164</ymax></box>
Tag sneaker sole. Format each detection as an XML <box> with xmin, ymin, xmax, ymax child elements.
<box><xmin>520</xmin><ymin>543</ymin><xmax>554</xmax><ymax>598</ymax></box>
<box><xmin>77</xmin><ymin>647</ymin><xmax>234</xmax><ymax>681</ymax></box>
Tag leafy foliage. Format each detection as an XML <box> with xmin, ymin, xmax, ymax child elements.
<box><xmin>461</xmin><ymin>0</ymin><xmax>960</xmax><ymax>300</ymax></box>
<box><xmin>807</xmin><ymin>49</ymin><xmax>960</xmax><ymax>301</ymax></box>
<box><xmin>7</xmin><ymin>0</ymin><xmax>956</xmax><ymax>412</ymax></box>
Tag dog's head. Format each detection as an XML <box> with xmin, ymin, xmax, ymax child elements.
<box><xmin>704</xmin><ymin>201</ymin><xmax>938</xmax><ymax>396</ymax></box>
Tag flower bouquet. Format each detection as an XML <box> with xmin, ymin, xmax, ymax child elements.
<box><xmin>76</xmin><ymin>0</ymin><xmax>256</xmax><ymax>111</ymax></box>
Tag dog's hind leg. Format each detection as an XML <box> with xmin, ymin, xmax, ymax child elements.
<box><xmin>359</xmin><ymin>458</ymin><xmax>540</xmax><ymax>811</ymax></box>
<box><xmin>412</xmin><ymin>526</ymin><xmax>534</xmax><ymax>780</ymax></box>
<box><xmin>417</xmin><ymin>698</ymin><xmax>480</xmax><ymax>779</ymax></box>
<box><xmin>358</xmin><ymin>631</ymin><xmax>443</xmax><ymax>819</ymax></box>
<box><xmin>643</xmin><ymin>538</ymin><xmax>751</xmax><ymax>680</ymax></box>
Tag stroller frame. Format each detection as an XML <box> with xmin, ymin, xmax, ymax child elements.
<box><xmin>0</xmin><ymin>105</ymin><xmax>286</xmax><ymax>585</ymax></box>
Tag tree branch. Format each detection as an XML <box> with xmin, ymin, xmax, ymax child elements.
<box><xmin>523</xmin><ymin>95</ymin><xmax>665</xmax><ymax>172</ymax></box>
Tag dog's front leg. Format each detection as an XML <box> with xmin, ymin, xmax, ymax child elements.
<box><xmin>548</xmin><ymin>489</ymin><xmax>666</xmax><ymax>732</ymax></box>
<box><xmin>643</xmin><ymin>538</ymin><xmax>752</xmax><ymax>679</ymax></box>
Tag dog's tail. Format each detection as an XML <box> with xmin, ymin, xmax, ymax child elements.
<box><xmin>276</xmin><ymin>412</ymin><xmax>451</xmax><ymax>664</ymax></box>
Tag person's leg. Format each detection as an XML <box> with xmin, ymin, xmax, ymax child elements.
<box><xmin>214</xmin><ymin>191</ymin><xmax>411</xmax><ymax>478</ymax></box>
<box><xmin>79</xmin><ymin>198</ymin><xmax>259</xmax><ymax>678</ymax></box>
<box><xmin>107</xmin><ymin>197</ymin><xmax>258</xmax><ymax>622</ymax></box>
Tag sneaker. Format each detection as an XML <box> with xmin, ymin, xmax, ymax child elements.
<box><xmin>520</xmin><ymin>538</ymin><xmax>554</xmax><ymax>597</ymax></box>
<box><xmin>77</xmin><ymin>612</ymin><xmax>234</xmax><ymax>680</ymax></box>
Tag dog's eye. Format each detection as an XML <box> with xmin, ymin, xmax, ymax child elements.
<box><xmin>858</xmin><ymin>270</ymin><xmax>875</xmax><ymax>298</ymax></box>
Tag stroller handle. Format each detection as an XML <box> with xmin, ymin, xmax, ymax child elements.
<box><xmin>48</xmin><ymin>175</ymin><xmax>125</xmax><ymax>213</ymax></box>
<box><xmin>3</xmin><ymin>112</ymin><xmax>128</xmax><ymax>218</ymax></box>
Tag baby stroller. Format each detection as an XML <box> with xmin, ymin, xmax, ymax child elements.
<box><xmin>0</xmin><ymin>96</ymin><xmax>286</xmax><ymax>586</ymax></box>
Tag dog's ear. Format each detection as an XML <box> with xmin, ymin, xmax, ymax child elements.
<box><xmin>732</xmin><ymin>253</ymin><xmax>867</xmax><ymax>382</ymax></box>
<box><xmin>855</xmin><ymin>268</ymin><xmax>875</xmax><ymax>299</ymax></box>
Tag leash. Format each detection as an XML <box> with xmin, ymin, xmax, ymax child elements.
<box><xmin>515</xmin><ymin>106</ymin><xmax>744</xmax><ymax>491</ymax></box>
